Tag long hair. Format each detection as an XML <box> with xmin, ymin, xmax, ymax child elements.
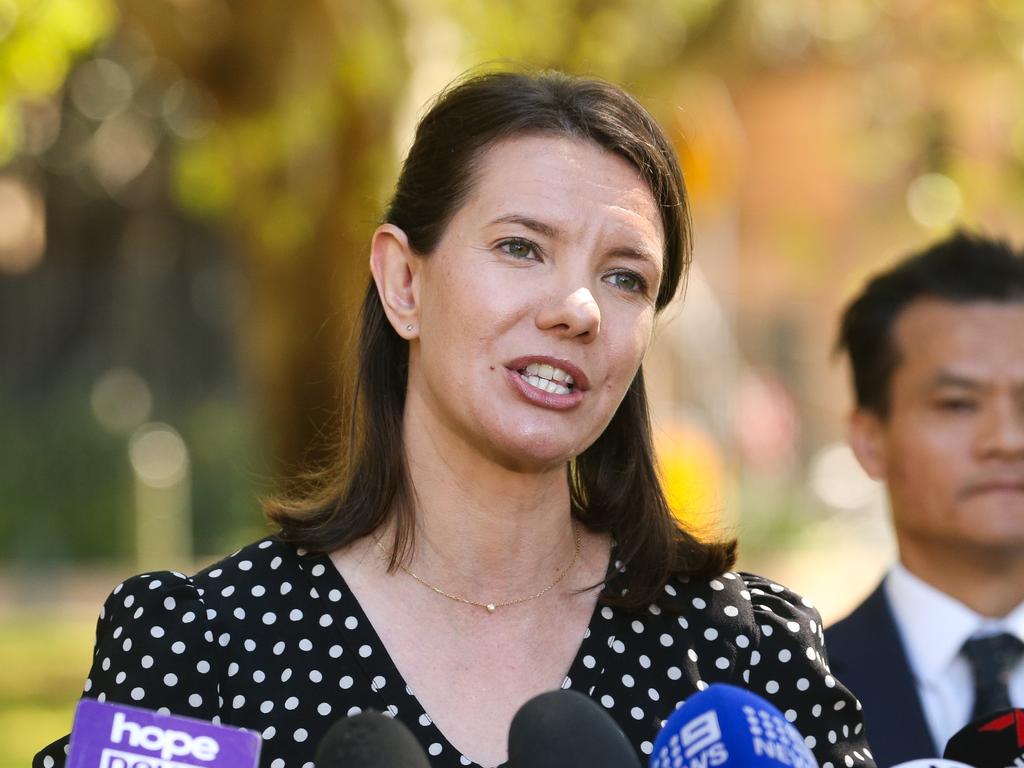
<box><xmin>267</xmin><ymin>69</ymin><xmax>736</xmax><ymax>611</ymax></box>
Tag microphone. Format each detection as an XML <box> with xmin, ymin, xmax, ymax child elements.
<box><xmin>314</xmin><ymin>711</ymin><xmax>430</xmax><ymax>768</ymax></box>
<box><xmin>65</xmin><ymin>698</ymin><xmax>261</xmax><ymax>768</ymax></box>
<box><xmin>650</xmin><ymin>683</ymin><xmax>818</xmax><ymax>768</ymax></box>
<box><xmin>506</xmin><ymin>689</ymin><xmax>642</xmax><ymax>767</ymax></box>
<box><xmin>943</xmin><ymin>708</ymin><xmax>1024</xmax><ymax>768</ymax></box>
<box><xmin>889</xmin><ymin>761</ymin><xmax>973</xmax><ymax>768</ymax></box>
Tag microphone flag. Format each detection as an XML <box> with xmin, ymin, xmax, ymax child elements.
<box><xmin>650</xmin><ymin>684</ymin><xmax>818</xmax><ymax>768</ymax></box>
<box><xmin>943</xmin><ymin>708</ymin><xmax>1024</xmax><ymax>768</ymax></box>
<box><xmin>67</xmin><ymin>699</ymin><xmax>261</xmax><ymax>768</ymax></box>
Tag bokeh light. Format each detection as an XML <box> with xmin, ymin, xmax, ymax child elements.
<box><xmin>0</xmin><ymin>175</ymin><xmax>44</xmax><ymax>273</ymax></box>
<box><xmin>69</xmin><ymin>58</ymin><xmax>133</xmax><ymax>120</ymax></box>
<box><xmin>906</xmin><ymin>172</ymin><xmax>963</xmax><ymax>230</ymax></box>
<box><xmin>90</xmin><ymin>368</ymin><xmax>153</xmax><ymax>435</ymax></box>
<box><xmin>129</xmin><ymin>423</ymin><xmax>189</xmax><ymax>489</ymax></box>
<box><xmin>89</xmin><ymin>113</ymin><xmax>157</xmax><ymax>196</ymax></box>
<box><xmin>808</xmin><ymin>442</ymin><xmax>882</xmax><ymax>512</ymax></box>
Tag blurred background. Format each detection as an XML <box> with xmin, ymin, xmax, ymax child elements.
<box><xmin>2</xmin><ymin>0</ymin><xmax>1024</xmax><ymax>764</ymax></box>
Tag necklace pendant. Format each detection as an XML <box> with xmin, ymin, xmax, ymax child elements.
<box><xmin>485</xmin><ymin>603</ymin><xmax>496</xmax><ymax>613</ymax></box>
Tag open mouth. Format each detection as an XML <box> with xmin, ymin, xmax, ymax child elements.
<box><xmin>517</xmin><ymin>362</ymin><xmax>575</xmax><ymax>396</ymax></box>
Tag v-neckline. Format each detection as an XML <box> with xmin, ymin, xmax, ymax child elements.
<box><xmin>300</xmin><ymin>547</ymin><xmax>621</xmax><ymax>767</ymax></box>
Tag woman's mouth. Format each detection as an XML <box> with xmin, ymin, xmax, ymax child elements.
<box><xmin>504</xmin><ymin>356</ymin><xmax>588</xmax><ymax>410</ymax></box>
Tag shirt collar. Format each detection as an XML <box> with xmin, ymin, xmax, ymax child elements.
<box><xmin>987</xmin><ymin>599</ymin><xmax>1024</xmax><ymax>643</ymax></box>
<box><xmin>884</xmin><ymin>563</ymin><xmax>998</xmax><ymax>685</ymax></box>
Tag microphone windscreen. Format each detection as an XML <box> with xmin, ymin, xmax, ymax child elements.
<box><xmin>506</xmin><ymin>689</ymin><xmax>642</xmax><ymax>768</ymax></box>
<box><xmin>889</xmin><ymin>761</ymin><xmax>974</xmax><ymax>768</ymax></box>
<box><xmin>314</xmin><ymin>711</ymin><xmax>430</xmax><ymax>768</ymax></box>
<box><xmin>943</xmin><ymin>708</ymin><xmax>1024</xmax><ymax>768</ymax></box>
<box><xmin>650</xmin><ymin>683</ymin><xmax>818</xmax><ymax>768</ymax></box>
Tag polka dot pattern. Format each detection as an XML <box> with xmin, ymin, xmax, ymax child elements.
<box><xmin>33</xmin><ymin>539</ymin><xmax>872</xmax><ymax>768</ymax></box>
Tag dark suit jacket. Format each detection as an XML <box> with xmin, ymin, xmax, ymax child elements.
<box><xmin>825</xmin><ymin>582</ymin><xmax>937</xmax><ymax>768</ymax></box>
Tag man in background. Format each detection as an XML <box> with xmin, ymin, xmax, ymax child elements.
<box><xmin>825</xmin><ymin>231</ymin><xmax>1024</xmax><ymax>767</ymax></box>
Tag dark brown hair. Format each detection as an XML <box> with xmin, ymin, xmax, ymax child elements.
<box><xmin>837</xmin><ymin>230</ymin><xmax>1024</xmax><ymax>418</ymax></box>
<box><xmin>268</xmin><ymin>69</ymin><xmax>736</xmax><ymax>610</ymax></box>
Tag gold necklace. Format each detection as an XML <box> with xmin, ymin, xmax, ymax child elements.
<box><xmin>375</xmin><ymin>522</ymin><xmax>581</xmax><ymax>613</ymax></box>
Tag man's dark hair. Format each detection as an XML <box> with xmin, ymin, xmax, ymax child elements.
<box><xmin>837</xmin><ymin>230</ymin><xmax>1024</xmax><ymax>417</ymax></box>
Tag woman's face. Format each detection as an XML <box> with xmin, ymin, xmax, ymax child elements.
<box><xmin>405</xmin><ymin>135</ymin><xmax>665</xmax><ymax>472</ymax></box>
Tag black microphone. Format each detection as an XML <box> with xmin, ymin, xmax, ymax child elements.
<box><xmin>314</xmin><ymin>711</ymin><xmax>430</xmax><ymax>768</ymax></box>
<box><xmin>943</xmin><ymin>708</ymin><xmax>1024</xmax><ymax>768</ymax></box>
<box><xmin>505</xmin><ymin>689</ymin><xmax>641</xmax><ymax>767</ymax></box>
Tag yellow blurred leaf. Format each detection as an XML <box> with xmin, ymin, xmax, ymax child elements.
<box><xmin>171</xmin><ymin>137</ymin><xmax>236</xmax><ymax>217</ymax></box>
<box><xmin>655</xmin><ymin>422</ymin><xmax>726</xmax><ymax>534</ymax></box>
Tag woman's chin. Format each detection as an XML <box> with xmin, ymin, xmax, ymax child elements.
<box><xmin>483</xmin><ymin>432</ymin><xmax>590</xmax><ymax>475</ymax></box>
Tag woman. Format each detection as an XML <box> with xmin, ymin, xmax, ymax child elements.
<box><xmin>36</xmin><ymin>71</ymin><xmax>874</xmax><ymax>768</ymax></box>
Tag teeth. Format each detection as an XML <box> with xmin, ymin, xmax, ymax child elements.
<box><xmin>521</xmin><ymin>362</ymin><xmax>574</xmax><ymax>387</ymax></box>
<box><xmin>520</xmin><ymin>370</ymin><xmax>571</xmax><ymax>396</ymax></box>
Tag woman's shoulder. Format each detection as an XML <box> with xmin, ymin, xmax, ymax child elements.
<box><xmin>98</xmin><ymin>537</ymin><xmax>310</xmax><ymax>642</ymax></box>
<box><xmin>190</xmin><ymin>536</ymin><xmax>305</xmax><ymax>587</ymax></box>
<box><xmin>81</xmin><ymin>537</ymin><xmax>318</xmax><ymax>711</ymax></box>
<box><xmin>648</xmin><ymin>570</ymin><xmax>830</xmax><ymax>677</ymax></box>
<box><xmin>655</xmin><ymin>570</ymin><xmax>821</xmax><ymax>622</ymax></box>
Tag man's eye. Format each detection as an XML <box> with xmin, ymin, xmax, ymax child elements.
<box><xmin>936</xmin><ymin>399</ymin><xmax>977</xmax><ymax>412</ymax></box>
<box><xmin>605</xmin><ymin>270</ymin><xmax>647</xmax><ymax>293</ymax></box>
<box><xmin>499</xmin><ymin>239</ymin><xmax>537</xmax><ymax>260</ymax></box>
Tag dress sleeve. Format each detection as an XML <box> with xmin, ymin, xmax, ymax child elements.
<box><xmin>33</xmin><ymin>572</ymin><xmax>222</xmax><ymax>768</ymax></box>
<box><xmin>740</xmin><ymin>573</ymin><xmax>875</xmax><ymax>768</ymax></box>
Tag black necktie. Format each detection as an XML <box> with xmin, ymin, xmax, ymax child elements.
<box><xmin>961</xmin><ymin>632</ymin><xmax>1024</xmax><ymax>721</ymax></box>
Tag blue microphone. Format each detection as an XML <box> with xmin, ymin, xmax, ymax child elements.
<box><xmin>650</xmin><ymin>684</ymin><xmax>818</xmax><ymax>768</ymax></box>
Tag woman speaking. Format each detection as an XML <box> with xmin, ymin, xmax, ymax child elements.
<box><xmin>36</xmin><ymin>70</ymin><xmax>873</xmax><ymax>768</ymax></box>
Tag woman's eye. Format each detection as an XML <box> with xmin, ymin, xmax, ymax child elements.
<box><xmin>605</xmin><ymin>270</ymin><xmax>647</xmax><ymax>293</ymax></box>
<box><xmin>499</xmin><ymin>239</ymin><xmax>537</xmax><ymax>260</ymax></box>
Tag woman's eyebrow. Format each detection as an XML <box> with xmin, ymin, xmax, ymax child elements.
<box><xmin>488</xmin><ymin>213</ymin><xmax>660</xmax><ymax>265</ymax></box>
<box><xmin>487</xmin><ymin>213</ymin><xmax>558</xmax><ymax>238</ymax></box>
<box><xmin>609</xmin><ymin>245</ymin><xmax>660</xmax><ymax>266</ymax></box>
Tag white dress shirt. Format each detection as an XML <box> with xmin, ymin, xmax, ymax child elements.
<box><xmin>884</xmin><ymin>563</ymin><xmax>1024</xmax><ymax>752</ymax></box>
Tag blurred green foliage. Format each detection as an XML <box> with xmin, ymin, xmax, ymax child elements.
<box><xmin>0</xmin><ymin>396</ymin><xmax>127</xmax><ymax>562</ymax></box>
<box><xmin>0</xmin><ymin>395</ymin><xmax>266</xmax><ymax>562</ymax></box>
<box><xmin>0</xmin><ymin>614</ymin><xmax>95</xmax><ymax>768</ymax></box>
<box><xmin>0</xmin><ymin>0</ymin><xmax>114</xmax><ymax>162</ymax></box>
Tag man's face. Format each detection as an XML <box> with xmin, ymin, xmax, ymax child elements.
<box><xmin>850</xmin><ymin>299</ymin><xmax>1024</xmax><ymax>557</ymax></box>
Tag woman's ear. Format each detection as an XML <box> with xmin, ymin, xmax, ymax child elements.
<box><xmin>847</xmin><ymin>408</ymin><xmax>888</xmax><ymax>481</ymax></box>
<box><xmin>369</xmin><ymin>223</ymin><xmax>421</xmax><ymax>339</ymax></box>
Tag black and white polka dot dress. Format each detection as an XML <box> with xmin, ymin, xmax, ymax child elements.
<box><xmin>34</xmin><ymin>537</ymin><xmax>875</xmax><ymax>768</ymax></box>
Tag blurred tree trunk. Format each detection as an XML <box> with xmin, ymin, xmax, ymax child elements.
<box><xmin>118</xmin><ymin>0</ymin><xmax>407</xmax><ymax>484</ymax></box>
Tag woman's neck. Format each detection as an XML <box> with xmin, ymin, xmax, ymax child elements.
<box><xmin>394</xmin><ymin>410</ymin><xmax>579</xmax><ymax>601</ymax></box>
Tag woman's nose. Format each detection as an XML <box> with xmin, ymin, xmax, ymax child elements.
<box><xmin>536</xmin><ymin>286</ymin><xmax>601</xmax><ymax>341</ymax></box>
